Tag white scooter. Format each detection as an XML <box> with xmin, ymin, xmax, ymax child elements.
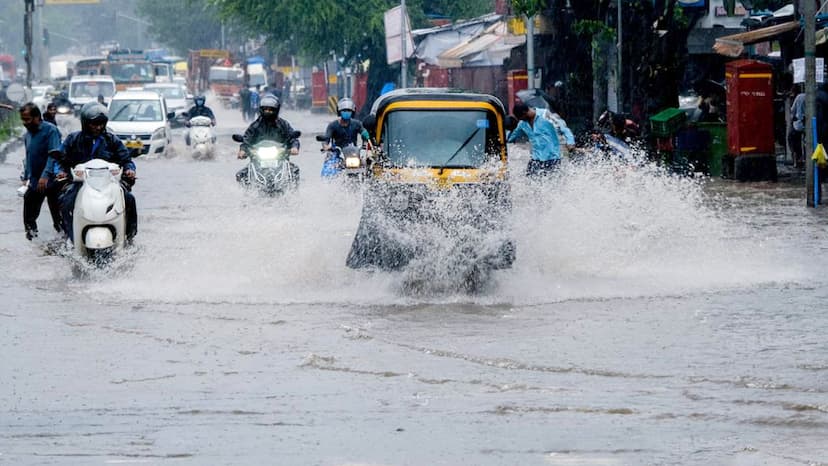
<box><xmin>188</xmin><ymin>115</ymin><xmax>215</xmax><ymax>160</ymax></box>
<box><xmin>70</xmin><ymin>158</ymin><xmax>126</xmax><ymax>265</ymax></box>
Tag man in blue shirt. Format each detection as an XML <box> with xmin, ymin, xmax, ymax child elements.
<box><xmin>507</xmin><ymin>102</ymin><xmax>573</xmax><ymax>177</ymax></box>
<box><xmin>19</xmin><ymin>103</ymin><xmax>63</xmax><ymax>240</ymax></box>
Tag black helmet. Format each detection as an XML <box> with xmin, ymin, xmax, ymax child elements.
<box><xmin>259</xmin><ymin>94</ymin><xmax>280</xmax><ymax>119</ymax></box>
<box><xmin>80</xmin><ymin>102</ymin><xmax>108</xmax><ymax>130</ymax></box>
<box><xmin>194</xmin><ymin>95</ymin><xmax>206</xmax><ymax>107</ymax></box>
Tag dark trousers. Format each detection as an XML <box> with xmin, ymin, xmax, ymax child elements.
<box><xmin>788</xmin><ymin>128</ymin><xmax>804</xmax><ymax>167</ymax></box>
<box><xmin>60</xmin><ymin>182</ymin><xmax>137</xmax><ymax>242</ymax></box>
<box><xmin>526</xmin><ymin>159</ymin><xmax>561</xmax><ymax>177</ymax></box>
<box><xmin>23</xmin><ymin>181</ymin><xmax>62</xmax><ymax>232</ymax></box>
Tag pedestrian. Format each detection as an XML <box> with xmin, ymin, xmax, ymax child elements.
<box><xmin>249</xmin><ymin>84</ymin><xmax>261</xmax><ymax>121</ymax></box>
<box><xmin>239</xmin><ymin>86</ymin><xmax>251</xmax><ymax>122</ymax></box>
<box><xmin>18</xmin><ymin>103</ymin><xmax>63</xmax><ymax>240</ymax></box>
<box><xmin>43</xmin><ymin>102</ymin><xmax>59</xmax><ymax>128</ymax></box>
<box><xmin>282</xmin><ymin>78</ymin><xmax>291</xmax><ymax>109</ymax></box>
<box><xmin>507</xmin><ymin>102</ymin><xmax>571</xmax><ymax>177</ymax></box>
<box><xmin>790</xmin><ymin>84</ymin><xmax>805</xmax><ymax>169</ymax></box>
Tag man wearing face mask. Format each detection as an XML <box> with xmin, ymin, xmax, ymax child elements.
<box><xmin>322</xmin><ymin>98</ymin><xmax>370</xmax><ymax>150</ymax></box>
<box><xmin>236</xmin><ymin>94</ymin><xmax>301</xmax><ymax>183</ymax></box>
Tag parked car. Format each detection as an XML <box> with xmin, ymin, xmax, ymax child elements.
<box><xmin>106</xmin><ymin>90</ymin><xmax>174</xmax><ymax>157</ymax></box>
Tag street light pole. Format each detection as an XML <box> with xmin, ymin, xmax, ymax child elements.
<box><xmin>617</xmin><ymin>0</ymin><xmax>622</xmax><ymax>112</ymax></box>
<box><xmin>24</xmin><ymin>0</ymin><xmax>34</xmax><ymax>88</ymax></box>
<box><xmin>805</xmin><ymin>0</ymin><xmax>818</xmax><ymax>206</ymax></box>
<box><xmin>526</xmin><ymin>14</ymin><xmax>535</xmax><ymax>90</ymax></box>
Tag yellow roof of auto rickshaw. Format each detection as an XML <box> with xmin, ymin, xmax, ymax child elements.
<box><xmin>370</xmin><ymin>88</ymin><xmax>506</xmax><ymax>116</ymax></box>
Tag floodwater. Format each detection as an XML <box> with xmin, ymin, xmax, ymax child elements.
<box><xmin>1</xmin><ymin>98</ymin><xmax>827</xmax><ymax>465</ymax></box>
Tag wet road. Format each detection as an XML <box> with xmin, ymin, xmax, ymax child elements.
<box><xmin>1</xmin><ymin>99</ymin><xmax>827</xmax><ymax>465</ymax></box>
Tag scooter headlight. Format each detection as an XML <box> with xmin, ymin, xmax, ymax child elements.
<box><xmin>85</xmin><ymin>167</ymin><xmax>111</xmax><ymax>191</ymax></box>
<box><xmin>344</xmin><ymin>156</ymin><xmax>361</xmax><ymax>169</ymax></box>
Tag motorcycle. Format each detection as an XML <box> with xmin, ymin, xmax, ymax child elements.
<box><xmin>69</xmin><ymin>158</ymin><xmax>127</xmax><ymax>266</ymax></box>
<box><xmin>316</xmin><ymin>135</ymin><xmax>368</xmax><ymax>182</ymax></box>
<box><xmin>188</xmin><ymin>115</ymin><xmax>215</xmax><ymax>160</ymax></box>
<box><xmin>51</xmin><ymin>92</ymin><xmax>73</xmax><ymax>116</ymax></box>
<box><xmin>232</xmin><ymin>132</ymin><xmax>301</xmax><ymax>196</ymax></box>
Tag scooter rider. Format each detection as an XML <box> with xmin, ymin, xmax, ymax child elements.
<box><xmin>185</xmin><ymin>95</ymin><xmax>216</xmax><ymax>146</ymax></box>
<box><xmin>322</xmin><ymin>97</ymin><xmax>370</xmax><ymax>149</ymax></box>
<box><xmin>236</xmin><ymin>94</ymin><xmax>300</xmax><ymax>183</ymax></box>
<box><xmin>55</xmin><ymin>102</ymin><xmax>137</xmax><ymax>242</ymax></box>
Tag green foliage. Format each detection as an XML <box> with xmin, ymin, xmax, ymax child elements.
<box><xmin>0</xmin><ymin>112</ymin><xmax>21</xmax><ymax>145</ymax></box>
<box><xmin>511</xmin><ymin>0</ymin><xmax>545</xmax><ymax>17</ymax></box>
<box><xmin>573</xmin><ymin>19</ymin><xmax>614</xmax><ymax>43</ymax></box>
<box><xmin>136</xmin><ymin>0</ymin><xmax>224</xmax><ymax>55</ymax></box>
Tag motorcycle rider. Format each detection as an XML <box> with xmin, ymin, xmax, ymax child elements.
<box><xmin>322</xmin><ymin>97</ymin><xmax>370</xmax><ymax>150</ymax></box>
<box><xmin>236</xmin><ymin>94</ymin><xmax>300</xmax><ymax>183</ymax></box>
<box><xmin>185</xmin><ymin>95</ymin><xmax>216</xmax><ymax>146</ymax></box>
<box><xmin>55</xmin><ymin>102</ymin><xmax>137</xmax><ymax>242</ymax></box>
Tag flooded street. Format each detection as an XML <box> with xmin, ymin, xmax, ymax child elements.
<box><xmin>2</xmin><ymin>101</ymin><xmax>827</xmax><ymax>465</ymax></box>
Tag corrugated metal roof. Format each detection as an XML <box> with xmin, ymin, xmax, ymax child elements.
<box><xmin>436</xmin><ymin>21</ymin><xmax>525</xmax><ymax>68</ymax></box>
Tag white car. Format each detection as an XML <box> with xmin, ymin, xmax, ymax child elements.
<box><xmin>31</xmin><ymin>84</ymin><xmax>55</xmax><ymax>112</ymax></box>
<box><xmin>68</xmin><ymin>75</ymin><xmax>116</xmax><ymax>113</ymax></box>
<box><xmin>106</xmin><ymin>91</ymin><xmax>173</xmax><ymax>157</ymax></box>
<box><xmin>142</xmin><ymin>82</ymin><xmax>190</xmax><ymax>118</ymax></box>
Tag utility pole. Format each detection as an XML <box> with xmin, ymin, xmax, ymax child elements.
<box><xmin>401</xmin><ymin>0</ymin><xmax>407</xmax><ymax>88</ymax></box>
<box><xmin>526</xmin><ymin>14</ymin><xmax>535</xmax><ymax>90</ymax></box>
<box><xmin>805</xmin><ymin>0</ymin><xmax>818</xmax><ymax>206</ymax></box>
<box><xmin>617</xmin><ymin>0</ymin><xmax>622</xmax><ymax>112</ymax></box>
<box><xmin>24</xmin><ymin>0</ymin><xmax>34</xmax><ymax>88</ymax></box>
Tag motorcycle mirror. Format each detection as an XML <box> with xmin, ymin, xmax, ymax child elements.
<box><xmin>232</xmin><ymin>134</ymin><xmax>244</xmax><ymax>143</ymax></box>
<box><xmin>315</xmin><ymin>135</ymin><xmax>328</xmax><ymax>142</ymax></box>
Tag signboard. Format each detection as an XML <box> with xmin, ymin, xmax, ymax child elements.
<box><xmin>199</xmin><ymin>49</ymin><xmax>230</xmax><ymax>59</ymax></box>
<box><xmin>384</xmin><ymin>6</ymin><xmax>414</xmax><ymax>65</ymax></box>
<box><xmin>45</xmin><ymin>0</ymin><xmax>101</xmax><ymax>4</ymax></box>
<box><xmin>793</xmin><ymin>57</ymin><xmax>825</xmax><ymax>84</ymax></box>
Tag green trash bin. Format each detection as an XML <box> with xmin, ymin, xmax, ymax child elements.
<box><xmin>695</xmin><ymin>122</ymin><xmax>727</xmax><ymax>177</ymax></box>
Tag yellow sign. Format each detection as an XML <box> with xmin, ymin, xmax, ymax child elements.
<box><xmin>813</xmin><ymin>144</ymin><xmax>827</xmax><ymax>168</ymax></box>
<box><xmin>45</xmin><ymin>0</ymin><xmax>101</xmax><ymax>4</ymax></box>
<box><xmin>199</xmin><ymin>49</ymin><xmax>229</xmax><ymax>59</ymax></box>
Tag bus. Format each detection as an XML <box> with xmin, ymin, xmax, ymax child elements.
<box><xmin>73</xmin><ymin>56</ymin><xmax>104</xmax><ymax>77</ymax></box>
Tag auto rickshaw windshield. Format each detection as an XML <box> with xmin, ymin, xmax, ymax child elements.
<box><xmin>383</xmin><ymin>110</ymin><xmax>494</xmax><ymax>168</ymax></box>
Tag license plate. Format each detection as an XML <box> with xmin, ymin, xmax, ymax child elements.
<box><xmin>125</xmin><ymin>141</ymin><xmax>143</xmax><ymax>149</ymax></box>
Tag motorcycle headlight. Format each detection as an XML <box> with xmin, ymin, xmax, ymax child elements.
<box><xmin>152</xmin><ymin>127</ymin><xmax>166</xmax><ymax>140</ymax></box>
<box><xmin>256</xmin><ymin>146</ymin><xmax>283</xmax><ymax>160</ymax></box>
<box><xmin>57</xmin><ymin>105</ymin><xmax>70</xmax><ymax>113</ymax></box>
<box><xmin>344</xmin><ymin>156</ymin><xmax>361</xmax><ymax>169</ymax></box>
<box><xmin>85</xmin><ymin>167</ymin><xmax>111</xmax><ymax>191</ymax></box>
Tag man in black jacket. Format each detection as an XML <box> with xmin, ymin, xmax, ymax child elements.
<box><xmin>236</xmin><ymin>94</ymin><xmax>300</xmax><ymax>183</ymax></box>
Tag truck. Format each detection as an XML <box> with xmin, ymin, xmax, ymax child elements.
<box><xmin>101</xmin><ymin>49</ymin><xmax>155</xmax><ymax>91</ymax></box>
<box><xmin>208</xmin><ymin>66</ymin><xmax>243</xmax><ymax>107</ymax></box>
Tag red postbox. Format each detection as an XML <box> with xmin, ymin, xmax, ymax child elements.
<box><xmin>507</xmin><ymin>70</ymin><xmax>528</xmax><ymax>114</ymax></box>
<box><xmin>726</xmin><ymin>60</ymin><xmax>774</xmax><ymax>157</ymax></box>
<box><xmin>311</xmin><ymin>70</ymin><xmax>327</xmax><ymax>113</ymax></box>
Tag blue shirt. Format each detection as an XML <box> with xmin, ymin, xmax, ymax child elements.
<box><xmin>23</xmin><ymin>121</ymin><xmax>62</xmax><ymax>185</ymax></box>
<box><xmin>507</xmin><ymin>108</ymin><xmax>562</xmax><ymax>162</ymax></box>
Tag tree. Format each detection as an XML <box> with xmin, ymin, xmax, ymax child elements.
<box><xmin>209</xmin><ymin>0</ymin><xmax>493</xmax><ymax>105</ymax></box>
<box><xmin>136</xmin><ymin>0</ymin><xmax>224</xmax><ymax>55</ymax></box>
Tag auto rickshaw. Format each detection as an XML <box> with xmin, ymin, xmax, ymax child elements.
<box><xmin>346</xmin><ymin>89</ymin><xmax>515</xmax><ymax>287</ymax></box>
